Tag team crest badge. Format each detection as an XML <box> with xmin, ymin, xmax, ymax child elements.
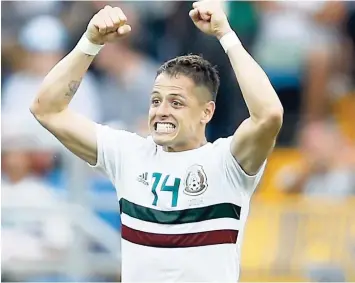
<box><xmin>183</xmin><ymin>164</ymin><xmax>208</xmax><ymax>196</ymax></box>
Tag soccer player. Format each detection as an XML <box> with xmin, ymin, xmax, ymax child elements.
<box><xmin>30</xmin><ymin>1</ymin><xmax>283</xmax><ymax>282</ymax></box>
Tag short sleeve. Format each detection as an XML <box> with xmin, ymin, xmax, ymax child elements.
<box><xmin>214</xmin><ymin>137</ymin><xmax>267</xmax><ymax>196</ymax></box>
<box><xmin>88</xmin><ymin>124</ymin><xmax>145</xmax><ymax>186</ymax></box>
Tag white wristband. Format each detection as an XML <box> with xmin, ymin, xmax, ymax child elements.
<box><xmin>76</xmin><ymin>33</ymin><xmax>104</xmax><ymax>56</ymax></box>
<box><xmin>219</xmin><ymin>31</ymin><xmax>241</xmax><ymax>53</ymax></box>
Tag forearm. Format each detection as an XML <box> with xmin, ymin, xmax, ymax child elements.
<box><xmin>30</xmin><ymin>46</ymin><xmax>95</xmax><ymax>116</ymax></box>
<box><xmin>225</xmin><ymin>38</ymin><xmax>283</xmax><ymax>123</ymax></box>
<box><xmin>31</xmin><ymin>5</ymin><xmax>131</xmax><ymax>117</ymax></box>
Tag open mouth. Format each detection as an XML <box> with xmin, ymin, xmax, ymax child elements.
<box><xmin>154</xmin><ymin>122</ymin><xmax>176</xmax><ymax>134</ymax></box>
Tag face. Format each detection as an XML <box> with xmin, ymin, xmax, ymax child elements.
<box><xmin>148</xmin><ymin>73</ymin><xmax>215</xmax><ymax>151</ymax></box>
<box><xmin>26</xmin><ymin>52</ymin><xmax>63</xmax><ymax>75</ymax></box>
<box><xmin>300</xmin><ymin>122</ymin><xmax>337</xmax><ymax>164</ymax></box>
<box><xmin>2</xmin><ymin>151</ymin><xmax>31</xmax><ymax>182</ymax></box>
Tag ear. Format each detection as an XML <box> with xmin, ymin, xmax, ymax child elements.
<box><xmin>200</xmin><ymin>101</ymin><xmax>215</xmax><ymax>125</ymax></box>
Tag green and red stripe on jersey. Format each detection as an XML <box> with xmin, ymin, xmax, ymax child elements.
<box><xmin>119</xmin><ymin>198</ymin><xmax>241</xmax><ymax>248</ymax></box>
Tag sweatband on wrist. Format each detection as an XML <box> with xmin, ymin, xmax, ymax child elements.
<box><xmin>219</xmin><ymin>31</ymin><xmax>241</xmax><ymax>53</ymax></box>
<box><xmin>76</xmin><ymin>33</ymin><xmax>104</xmax><ymax>56</ymax></box>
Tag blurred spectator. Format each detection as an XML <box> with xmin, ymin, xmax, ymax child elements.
<box><xmin>274</xmin><ymin>120</ymin><xmax>355</xmax><ymax>282</ymax></box>
<box><xmin>277</xmin><ymin>121</ymin><xmax>355</xmax><ymax>198</ymax></box>
<box><xmin>1</xmin><ymin>114</ymin><xmax>72</xmax><ymax>264</ymax></box>
<box><xmin>1</xmin><ymin>1</ymin><xmax>67</xmax><ymax>43</ymax></box>
<box><xmin>2</xmin><ymin>15</ymin><xmax>102</xmax><ymax>123</ymax></box>
<box><xmin>253</xmin><ymin>1</ymin><xmax>350</xmax><ymax>144</ymax></box>
<box><xmin>227</xmin><ymin>1</ymin><xmax>259</xmax><ymax>49</ymax></box>
<box><xmin>94</xmin><ymin>37</ymin><xmax>159</xmax><ymax>133</ymax></box>
<box><xmin>1</xmin><ymin>1</ymin><xmax>73</xmax><ymax>83</ymax></box>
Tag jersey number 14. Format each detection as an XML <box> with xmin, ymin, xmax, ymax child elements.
<box><xmin>151</xmin><ymin>172</ymin><xmax>181</xmax><ymax>207</ymax></box>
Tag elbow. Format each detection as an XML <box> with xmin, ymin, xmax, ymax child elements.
<box><xmin>259</xmin><ymin>106</ymin><xmax>284</xmax><ymax>135</ymax></box>
<box><xmin>29</xmin><ymin>107</ymin><xmax>45</xmax><ymax>126</ymax></box>
<box><xmin>29</xmin><ymin>98</ymin><xmax>50</xmax><ymax>123</ymax></box>
<box><xmin>30</xmin><ymin>101</ymin><xmax>39</xmax><ymax>117</ymax></box>
<box><xmin>30</xmin><ymin>99</ymin><xmax>67</xmax><ymax>126</ymax></box>
<box><xmin>269</xmin><ymin>106</ymin><xmax>284</xmax><ymax>126</ymax></box>
<box><xmin>29</xmin><ymin>99</ymin><xmax>42</xmax><ymax>120</ymax></box>
<box><xmin>29</xmin><ymin>104</ymin><xmax>52</xmax><ymax>128</ymax></box>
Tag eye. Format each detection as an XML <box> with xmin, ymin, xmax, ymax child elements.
<box><xmin>172</xmin><ymin>101</ymin><xmax>183</xmax><ymax>107</ymax></box>
<box><xmin>151</xmin><ymin>99</ymin><xmax>160</xmax><ymax>106</ymax></box>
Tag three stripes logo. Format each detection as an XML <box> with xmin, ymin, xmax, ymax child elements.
<box><xmin>137</xmin><ymin>172</ymin><xmax>149</xmax><ymax>186</ymax></box>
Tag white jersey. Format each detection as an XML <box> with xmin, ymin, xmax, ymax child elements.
<box><xmin>90</xmin><ymin>124</ymin><xmax>266</xmax><ymax>282</ymax></box>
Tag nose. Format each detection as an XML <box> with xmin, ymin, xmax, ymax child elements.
<box><xmin>155</xmin><ymin>101</ymin><xmax>170</xmax><ymax>118</ymax></box>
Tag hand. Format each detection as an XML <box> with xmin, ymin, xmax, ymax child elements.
<box><xmin>189</xmin><ymin>0</ymin><xmax>233</xmax><ymax>40</ymax></box>
<box><xmin>85</xmin><ymin>5</ymin><xmax>131</xmax><ymax>45</ymax></box>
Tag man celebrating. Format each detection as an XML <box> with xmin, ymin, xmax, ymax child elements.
<box><xmin>31</xmin><ymin>1</ymin><xmax>283</xmax><ymax>282</ymax></box>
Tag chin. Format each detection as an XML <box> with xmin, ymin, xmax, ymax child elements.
<box><xmin>152</xmin><ymin>134</ymin><xmax>174</xmax><ymax>146</ymax></box>
<box><xmin>151</xmin><ymin>131</ymin><xmax>178</xmax><ymax>146</ymax></box>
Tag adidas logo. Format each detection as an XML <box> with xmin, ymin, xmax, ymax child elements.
<box><xmin>137</xmin><ymin>172</ymin><xmax>149</xmax><ymax>186</ymax></box>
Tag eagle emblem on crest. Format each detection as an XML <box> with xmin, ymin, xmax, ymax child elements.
<box><xmin>183</xmin><ymin>164</ymin><xmax>208</xmax><ymax>196</ymax></box>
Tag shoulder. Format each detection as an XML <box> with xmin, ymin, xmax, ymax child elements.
<box><xmin>213</xmin><ymin>136</ymin><xmax>267</xmax><ymax>193</ymax></box>
<box><xmin>211</xmin><ymin>136</ymin><xmax>234</xmax><ymax>153</ymax></box>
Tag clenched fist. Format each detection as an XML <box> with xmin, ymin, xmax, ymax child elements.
<box><xmin>189</xmin><ymin>1</ymin><xmax>232</xmax><ymax>39</ymax></box>
<box><xmin>86</xmin><ymin>5</ymin><xmax>131</xmax><ymax>45</ymax></box>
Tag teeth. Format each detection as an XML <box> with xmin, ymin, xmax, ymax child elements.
<box><xmin>156</xmin><ymin>123</ymin><xmax>175</xmax><ymax>134</ymax></box>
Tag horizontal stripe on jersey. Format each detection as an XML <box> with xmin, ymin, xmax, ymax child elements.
<box><xmin>121</xmin><ymin>213</ymin><xmax>242</xmax><ymax>234</ymax></box>
<box><xmin>122</xmin><ymin>224</ymin><xmax>239</xmax><ymax>248</ymax></box>
<box><xmin>119</xmin><ymin>198</ymin><xmax>241</xmax><ymax>224</ymax></box>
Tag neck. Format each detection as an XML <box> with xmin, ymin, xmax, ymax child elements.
<box><xmin>163</xmin><ymin>137</ymin><xmax>208</xmax><ymax>152</ymax></box>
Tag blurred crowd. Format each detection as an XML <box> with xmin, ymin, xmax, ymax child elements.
<box><xmin>1</xmin><ymin>1</ymin><xmax>355</xmax><ymax>282</ymax></box>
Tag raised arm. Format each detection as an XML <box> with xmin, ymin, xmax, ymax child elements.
<box><xmin>190</xmin><ymin>1</ymin><xmax>283</xmax><ymax>175</ymax></box>
<box><xmin>30</xmin><ymin>6</ymin><xmax>131</xmax><ymax>165</ymax></box>
<box><xmin>222</xmin><ymin>37</ymin><xmax>283</xmax><ymax>175</ymax></box>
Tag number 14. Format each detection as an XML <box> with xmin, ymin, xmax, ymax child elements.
<box><xmin>151</xmin><ymin>172</ymin><xmax>181</xmax><ymax>207</ymax></box>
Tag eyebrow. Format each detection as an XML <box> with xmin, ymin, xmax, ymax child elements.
<box><xmin>151</xmin><ymin>91</ymin><xmax>186</xmax><ymax>100</ymax></box>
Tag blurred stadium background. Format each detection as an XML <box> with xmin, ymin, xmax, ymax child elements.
<box><xmin>1</xmin><ymin>1</ymin><xmax>355</xmax><ymax>282</ymax></box>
